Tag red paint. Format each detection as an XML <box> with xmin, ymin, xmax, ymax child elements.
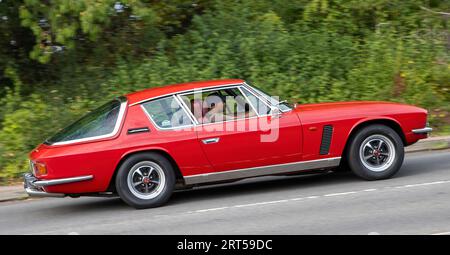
<box><xmin>28</xmin><ymin>80</ymin><xmax>429</xmax><ymax>195</ymax></box>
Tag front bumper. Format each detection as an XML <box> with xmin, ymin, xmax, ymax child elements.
<box><xmin>23</xmin><ymin>173</ymin><xmax>93</xmax><ymax>198</ymax></box>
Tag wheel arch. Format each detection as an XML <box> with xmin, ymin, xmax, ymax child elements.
<box><xmin>340</xmin><ymin>118</ymin><xmax>406</xmax><ymax>165</ymax></box>
<box><xmin>107</xmin><ymin>148</ymin><xmax>185</xmax><ymax>192</ymax></box>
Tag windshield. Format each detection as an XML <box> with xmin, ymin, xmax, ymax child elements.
<box><xmin>245</xmin><ymin>82</ymin><xmax>292</xmax><ymax>112</ymax></box>
<box><xmin>45</xmin><ymin>97</ymin><xmax>125</xmax><ymax>145</ymax></box>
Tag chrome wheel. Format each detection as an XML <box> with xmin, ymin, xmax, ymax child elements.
<box><xmin>359</xmin><ymin>134</ymin><xmax>396</xmax><ymax>172</ymax></box>
<box><xmin>127</xmin><ymin>161</ymin><xmax>166</xmax><ymax>200</ymax></box>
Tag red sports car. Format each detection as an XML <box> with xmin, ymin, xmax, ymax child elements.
<box><xmin>24</xmin><ymin>79</ymin><xmax>432</xmax><ymax>208</ymax></box>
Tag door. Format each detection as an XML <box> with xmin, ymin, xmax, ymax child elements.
<box><xmin>179</xmin><ymin>85</ymin><xmax>303</xmax><ymax>174</ymax></box>
<box><xmin>140</xmin><ymin>95</ymin><xmax>213</xmax><ymax>177</ymax></box>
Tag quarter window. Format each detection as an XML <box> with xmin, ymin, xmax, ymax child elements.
<box><xmin>142</xmin><ymin>96</ymin><xmax>193</xmax><ymax>129</ymax></box>
<box><xmin>247</xmin><ymin>85</ymin><xmax>292</xmax><ymax>112</ymax></box>
<box><xmin>241</xmin><ymin>87</ymin><xmax>272</xmax><ymax>115</ymax></box>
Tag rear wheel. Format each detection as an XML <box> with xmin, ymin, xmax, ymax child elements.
<box><xmin>347</xmin><ymin>124</ymin><xmax>404</xmax><ymax>180</ymax></box>
<box><xmin>116</xmin><ymin>153</ymin><xmax>175</xmax><ymax>209</ymax></box>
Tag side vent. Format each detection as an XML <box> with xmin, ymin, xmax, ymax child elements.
<box><xmin>319</xmin><ymin>125</ymin><xmax>333</xmax><ymax>155</ymax></box>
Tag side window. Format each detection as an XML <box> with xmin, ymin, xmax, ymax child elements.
<box><xmin>179</xmin><ymin>87</ymin><xmax>257</xmax><ymax>124</ymax></box>
<box><xmin>241</xmin><ymin>87</ymin><xmax>271</xmax><ymax>115</ymax></box>
<box><xmin>142</xmin><ymin>96</ymin><xmax>193</xmax><ymax>129</ymax></box>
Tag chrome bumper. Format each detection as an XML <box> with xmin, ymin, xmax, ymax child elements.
<box><xmin>23</xmin><ymin>173</ymin><xmax>93</xmax><ymax>198</ymax></box>
<box><xmin>412</xmin><ymin>127</ymin><xmax>433</xmax><ymax>134</ymax></box>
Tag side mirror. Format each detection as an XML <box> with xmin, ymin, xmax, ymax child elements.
<box><xmin>276</xmin><ymin>100</ymin><xmax>288</xmax><ymax>106</ymax></box>
<box><xmin>270</xmin><ymin>107</ymin><xmax>282</xmax><ymax>118</ymax></box>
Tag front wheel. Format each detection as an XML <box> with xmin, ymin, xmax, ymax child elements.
<box><xmin>347</xmin><ymin>124</ymin><xmax>404</xmax><ymax>180</ymax></box>
<box><xmin>116</xmin><ymin>153</ymin><xmax>175</xmax><ymax>209</ymax></box>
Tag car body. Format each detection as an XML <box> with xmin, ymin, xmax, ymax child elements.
<box><xmin>24</xmin><ymin>79</ymin><xmax>432</xmax><ymax>208</ymax></box>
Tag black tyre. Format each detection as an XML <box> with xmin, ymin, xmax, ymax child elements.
<box><xmin>347</xmin><ymin>124</ymin><xmax>404</xmax><ymax>180</ymax></box>
<box><xmin>115</xmin><ymin>153</ymin><xmax>175</xmax><ymax>209</ymax></box>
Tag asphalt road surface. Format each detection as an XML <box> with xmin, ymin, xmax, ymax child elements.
<box><xmin>1</xmin><ymin>150</ymin><xmax>450</xmax><ymax>235</ymax></box>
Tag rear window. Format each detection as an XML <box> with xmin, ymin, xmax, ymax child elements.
<box><xmin>45</xmin><ymin>98</ymin><xmax>125</xmax><ymax>145</ymax></box>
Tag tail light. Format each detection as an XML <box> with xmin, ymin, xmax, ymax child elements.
<box><xmin>32</xmin><ymin>161</ymin><xmax>47</xmax><ymax>176</ymax></box>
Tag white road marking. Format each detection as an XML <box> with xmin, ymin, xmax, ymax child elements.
<box><xmin>394</xmin><ymin>180</ymin><xmax>450</xmax><ymax>189</ymax></box>
<box><xmin>431</xmin><ymin>231</ymin><xmax>450</xmax><ymax>235</ymax></box>
<box><xmin>324</xmin><ymin>191</ymin><xmax>357</xmax><ymax>197</ymax></box>
<box><xmin>194</xmin><ymin>207</ymin><xmax>229</xmax><ymax>213</ymax></box>
<box><xmin>234</xmin><ymin>199</ymin><xmax>289</xmax><ymax>208</ymax></box>
<box><xmin>187</xmin><ymin>179</ymin><xmax>450</xmax><ymax>214</ymax></box>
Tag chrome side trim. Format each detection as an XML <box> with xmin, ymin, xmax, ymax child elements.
<box><xmin>412</xmin><ymin>127</ymin><xmax>432</xmax><ymax>134</ymax></box>
<box><xmin>33</xmin><ymin>175</ymin><xmax>94</xmax><ymax>187</ymax></box>
<box><xmin>184</xmin><ymin>157</ymin><xmax>341</xmax><ymax>185</ymax></box>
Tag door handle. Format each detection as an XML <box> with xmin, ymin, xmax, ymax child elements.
<box><xmin>202</xmin><ymin>138</ymin><xmax>220</xmax><ymax>144</ymax></box>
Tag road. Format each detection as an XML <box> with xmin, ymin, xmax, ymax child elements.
<box><xmin>1</xmin><ymin>150</ymin><xmax>450</xmax><ymax>235</ymax></box>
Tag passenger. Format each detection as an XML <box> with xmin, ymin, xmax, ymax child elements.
<box><xmin>203</xmin><ymin>93</ymin><xmax>234</xmax><ymax>123</ymax></box>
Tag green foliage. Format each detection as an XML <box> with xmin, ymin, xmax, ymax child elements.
<box><xmin>0</xmin><ymin>0</ymin><xmax>449</xmax><ymax>182</ymax></box>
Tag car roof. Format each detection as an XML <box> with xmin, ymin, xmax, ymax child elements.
<box><xmin>125</xmin><ymin>79</ymin><xmax>245</xmax><ymax>105</ymax></box>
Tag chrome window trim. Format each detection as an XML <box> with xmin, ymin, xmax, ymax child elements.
<box><xmin>134</xmin><ymin>82</ymin><xmax>282</xmax><ymax>130</ymax></box>
<box><xmin>176</xmin><ymin>84</ymin><xmax>244</xmax><ymax>97</ymax></box>
<box><xmin>176</xmin><ymin>85</ymin><xmax>268</xmax><ymax>127</ymax></box>
<box><xmin>174</xmin><ymin>94</ymin><xmax>199</xmax><ymax>125</ymax></box>
<box><xmin>129</xmin><ymin>82</ymin><xmax>289</xmax><ymax>112</ymax></box>
<box><xmin>128</xmin><ymin>83</ymin><xmax>245</xmax><ymax>106</ymax></box>
<box><xmin>237</xmin><ymin>86</ymin><xmax>262</xmax><ymax>116</ymax></box>
<box><xmin>140</xmin><ymin>95</ymin><xmax>195</xmax><ymax>131</ymax></box>
<box><xmin>49</xmin><ymin>100</ymin><xmax>128</xmax><ymax>146</ymax></box>
<box><xmin>196</xmin><ymin>114</ymin><xmax>263</xmax><ymax>128</ymax></box>
<box><xmin>243</xmin><ymin>82</ymin><xmax>293</xmax><ymax>113</ymax></box>
<box><xmin>184</xmin><ymin>157</ymin><xmax>341</xmax><ymax>185</ymax></box>
<box><xmin>238</xmin><ymin>85</ymin><xmax>273</xmax><ymax>116</ymax></box>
